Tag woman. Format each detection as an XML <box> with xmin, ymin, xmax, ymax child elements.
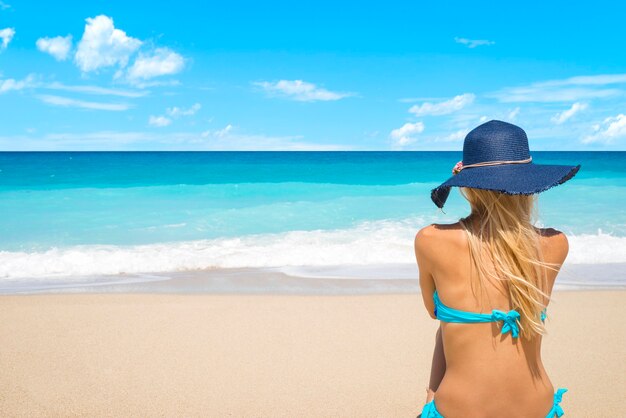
<box><xmin>415</xmin><ymin>120</ymin><xmax>580</xmax><ymax>418</ymax></box>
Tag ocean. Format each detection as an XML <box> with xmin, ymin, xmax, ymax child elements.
<box><xmin>1</xmin><ymin>151</ymin><xmax>624</xmax><ymax>293</ymax></box>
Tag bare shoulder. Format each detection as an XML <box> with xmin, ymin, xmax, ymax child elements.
<box><xmin>414</xmin><ymin>222</ymin><xmax>465</xmax><ymax>255</ymax></box>
<box><xmin>415</xmin><ymin>222</ymin><xmax>462</xmax><ymax>241</ymax></box>
<box><xmin>536</xmin><ymin>227</ymin><xmax>570</xmax><ymax>263</ymax></box>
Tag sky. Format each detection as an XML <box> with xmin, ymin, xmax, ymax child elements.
<box><xmin>0</xmin><ymin>0</ymin><xmax>625</xmax><ymax>151</ymax></box>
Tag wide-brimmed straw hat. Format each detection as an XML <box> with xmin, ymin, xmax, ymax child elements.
<box><xmin>431</xmin><ymin>120</ymin><xmax>581</xmax><ymax>208</ymax></box>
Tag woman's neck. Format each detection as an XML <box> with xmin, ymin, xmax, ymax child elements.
<box><xmin>462</xmin><ymin>211</ymin><xmax>485</xmax><ymax>227</ymax></box>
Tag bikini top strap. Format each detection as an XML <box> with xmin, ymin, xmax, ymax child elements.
<box><xmin>433</xmin><ymin>290</ymin><xmax>522</xmax><ymax>338</ymax></box>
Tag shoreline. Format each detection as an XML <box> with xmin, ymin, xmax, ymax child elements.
<box><xmin>1</xmin><ymin>262</ymin><xmax>625</xmax><ymax>295</ymax></box>
<box><xmin>1</xmin><ymin>291</ymin><xmax>624</xmax><ymax>416</ymax></box>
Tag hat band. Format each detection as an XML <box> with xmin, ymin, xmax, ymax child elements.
<box><xmin>458</xmin><ymin>156</ymin><xmax>532</xmax><ymax>172</ymax></box>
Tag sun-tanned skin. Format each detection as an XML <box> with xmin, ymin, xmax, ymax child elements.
<box><xmin>414</xmin><ymin>216</ymin><xmax>569</xmax><ymax>418</ymax></box>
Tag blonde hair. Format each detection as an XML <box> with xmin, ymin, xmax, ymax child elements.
<box><xmin>458</xmin><ymin>187</ymin><xmax>560</xmax><ymax>339</ymax></box>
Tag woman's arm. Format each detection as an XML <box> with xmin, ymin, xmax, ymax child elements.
<box><xmin>427</xmin><ymin>325</ymin><xmax>446</xmax><ymax>401</ymax></box>
<box><xmin>414</xmin><ymin>226</ymin><xmax>446</xmax><ymax>401</ymax></box>
<box><xmin>414</xmin><ymin>226</ymin><xmax>437</xmax><ymax>319</ymax></box>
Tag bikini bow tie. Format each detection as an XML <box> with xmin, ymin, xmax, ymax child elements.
<box><xmin>491</xmin><ymin>309</ymin><xmax>521</xmax><ymax>338</ymax></box>
<box><xmin>552</xmin><ymin>388</ymin><xmax>568</xmax><ymax>416</ymax></box>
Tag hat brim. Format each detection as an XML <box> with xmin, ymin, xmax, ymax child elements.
<box><xmin>431</xmin><ymin>163</ymin><xmax>581</xmax><ymax>209</ymax></box>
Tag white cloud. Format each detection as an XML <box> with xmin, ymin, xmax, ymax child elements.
<box><xmin>582</xmin><ymin>114</ymin><xmax>626</xmax><ymax>144</ymax></box>
<box><xmin>148</xmin><ymin>115</ymin><xmax>172</xmax><ymax>127</ymax></box>
<box><xmin>0</xmin><ymin>129</ymin><xmax>351</xmax><ymax>151</ymax></box>
<box><xmin>389</xmin><ymin>125</ymin><xmax>470</xmax><ymax>149</ymax></box>
<box><xmin>74</xmin><ymin>15</ymin><xmax>142</xmax><ymax>72</ymax></box>
<box><xmin>389</xmin><ymin>122</ymin><xmax>425</xmax><ymax>147</ymax></box>
<box><xmin>439</xmin><ymin>129</ymin><xmax>469</xmax><ymax>142</ymax></box>
<box><xmin>408</xmin><ymin>93</ymin><xmax>475</xmax><ymax>116</ymax></box>
<box><xmin>397</xmin><ymin>96</ymin><xmax>441</xmax><ymax>103</ymax></box>
<box><xmin>149</xmin><ymin>103</ymin><xmax>201</xmax><ymax>128</ymax></box>
<box><xmin>551</xmin><ymin>102</ymin><xmax>588</xmax><ymax>124</ymax></box>
<box><xmin>38</xmin><ymin>94</ymin><xmax>131</xmax><ymax>111</ymax></box>
<box><xmin>125</xmin><ymin>47</ymin><xmax>184</xmax><ymax>82</ymax></box>
<box><xmin>36</xmin><ymin>35</ymin><xmax>73</xmax><ymax>61</ymax></box>
<box><xmin>253</xmin><ymin>80</ymin><xmax>353</xmax><ymax>102</ymax></box>
<box><xmin>215</xmin><ymin>124</ymin><xmax>233</xmax><ymax>137</ymax></box>
<box><xmin>507</xmin><ymin>107</ymin><xmax>520</xmax><ymax>121</ymax></box>
<box><xmin>202</xmin><ymin>124</ymin><xmax>233</xmax><ymax>138</ymax></box>
<box><xmin>7</xmin><ymin>131</ymin><xmax>154</xmax><ymax>149</ymax></box>
<box><xmin>1</xmin><ymin>77</ymin><xmax>146</xmax><ymax>106</ymax></box>
<box><xmin>1</xmin><ymin>74</ymin><xmax>36</xmax><ymax>93</ymax></box>
<box><xmin>196</xmin><ymin>127</ymin><xmax>347</xmax><ymax>150</ymax></box>
<box><xmin>0</xmin><ymin>1</ymin><xmax>10</xmax><ymax>10</ymax></box>
<box><xmin>67</xmin><ymin>15</ymin><xmax>184</xmax><ymax>83</ymax></box>
<box><xmin>44</xmin><ymin>82</ymin><xmax>147</xmax><ymax>98</ymax></box>
<box><xmin>167</xmin><ymin>103</ymin><xmax>201</xmax><ymax>117</ymax></box>
<box><xmin>539</xmin><ymin>74</ymin><xmax>626</xmax><ymax>87</ymax></box>
<box><xmin>0</xmin><ymin>27</ymin><xmax>15</xmax><ymax>51</ymax></box>
<box><xmin>120</xmin><ymin>79</ymin><xmax>181</xmax><ymax>89</ymax></box>
<box><xmin>489</xmin><ymin>74</ymin><xmax>626</xmax><ymax>103</ymax></box>
<box><xmin>493</xmin><ymin>86</ymin><xmax>618</xmax><ymax>103</ymax></box>
<box><xmin>454</xmin><ymin>37</ymin><xmax>495</xmax><ymax>48</ymax></box>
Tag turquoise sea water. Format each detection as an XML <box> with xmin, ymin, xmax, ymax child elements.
<box><xmin>0</xmin><ymin>151</ymin><xmax>625</xmax><ymax>284</ymax></box>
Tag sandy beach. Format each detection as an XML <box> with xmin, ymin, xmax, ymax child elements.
<box><xmin>1</xmin><ymin>290</ymin><xmax>624</xmax><ymax>417</ymax></box>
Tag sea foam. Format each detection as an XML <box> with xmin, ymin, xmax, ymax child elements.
<box><xmin>1</xmin><ymin>218</ymin><xmax>625</xmax><ymax>281</ymax></box>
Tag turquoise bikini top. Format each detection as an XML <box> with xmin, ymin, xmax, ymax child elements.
<box><xmin>433</xmin><ymin>290</ymin><xmax>547</xmax><ymax>339</ymax></box>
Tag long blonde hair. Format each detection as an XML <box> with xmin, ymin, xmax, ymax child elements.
<box><xmin>458</xmin><ymin>187</ymin><xmax>560</xmax><ymax>339</ymax></box>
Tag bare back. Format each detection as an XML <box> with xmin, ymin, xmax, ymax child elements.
<box><xmin>414</xmin><ymin>220</ymin><xmax>569</xmax><ymax>418</ymax></box>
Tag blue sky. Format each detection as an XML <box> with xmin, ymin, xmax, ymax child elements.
<box><xmin>1</xmin><ymin>0</ymin><xmax>625</xmax><ymax>151</ymax></box>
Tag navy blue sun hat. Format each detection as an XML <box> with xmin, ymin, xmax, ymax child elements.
<box><xmin>431</xmin><ymin>120</ymin><xmax>581</xmax><ymax>208</ymax></box>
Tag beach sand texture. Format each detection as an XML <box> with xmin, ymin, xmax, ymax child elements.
<box><xmin>1</xmin><ymin>290</ymin><xmax>624</xmax><ymax>417</ymax></box>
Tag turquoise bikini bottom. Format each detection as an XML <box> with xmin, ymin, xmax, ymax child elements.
<box><xmin>420</xmin><ymin>388</ymin><xmax>567</xmax><ymax>418</ymax></box>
